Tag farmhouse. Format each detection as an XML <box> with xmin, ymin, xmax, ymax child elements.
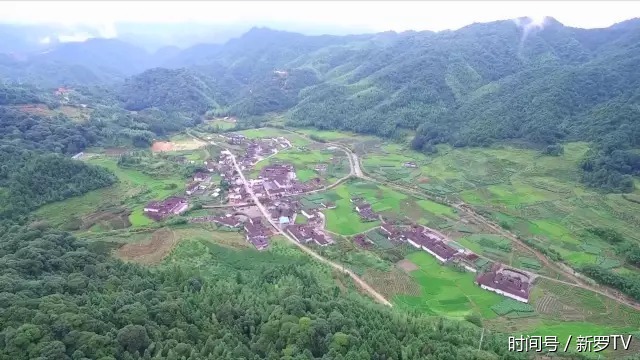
<box><xmin>354</xmin><ymin>201</ymin><xmax>378</xmax><ymax>221</ymax></box>
<box><xmin>186</xmin><ymin>182</ymin><xmax>200</xmax><ymax>195</ymax></box>
<box><xmin>193</xmin><ymin>172</ymin><xmax>211</xmax><ymax>182</ymax></box>
<box><xmin>475</xmin><ymin>265</ymin><xmax>531</xmax><ymax>303</ymax></box>
<box><xmin>71</xmin><ymin>152</ymin><xmax>84</xmax><ymax>159</ymax></box>
<box><xmin>205</xmin><ymin>161</ymin><xmax>217</xmax><ymax>172</ymax></box>
<box><xmin>211</xmin><ymin>215</ymin><xmax>241</xmax><ymax>228</ymax></box>
<box><xmin>353</xmin><ymin>234</ymin><xmax>373</xmax><ymax>248</ymax></box>
<box><xmin>301</xmin><ymin>209</ymin><xmax>317</xmax><ymax>219</ymax></box>
<box><xmin>244</xmin><ymin>218</ymin><xmax>271</xmax><ymax>250</ymax></box>
<box><xmin>403</xmin><ymin>226</ymin><xmax>461</xmax><ymax>263</ymax></box>
<box><xmin>421</xmin><ymin>240</ymin><xmax>459</xmax><ymax>263</ymax></box>
<box><xmin>260</xmin><ymin>164</ymin><xmax>297</xmax><ymax>189</ymax></box>
<box><xmin>321</xmin><ymin>201</ymin><xmax>336</xmax><ymax>209</ymax></box>
<box><xmin>312</xmin><ymin>233</ymin><xmax>330</xmax><ymax>246</ymax></box>
<box><xmin>403</xmin><ymin>162</ymin><xmax>418</xmax><ymax>168</ymax></box>
<box><xmin>287</xmin><ymin>224</ymin><xmax>313</xmax><ymax>243</ymax></box>
<box><xmin>287</xmin><ymin>224</ymin><xmax>332</xmax><ymax>246</ymax></box>
<box><xmin>143</xmin><ymin>197</ymin><xmax>188</xmax><ymax>220</ymax></box>
<box><xmin>250</xmin><ymin>236</ymin><xmax>269</xmax><ymax>251</ymax></box>
<box><xmin>227</xmin><ymin>134</ymin><xmax>245</xmax><ymax>145</ymax></box>
<box><xmin>379</xmin><ymin>223</ymin><xmax>397</xmax><ymax>238</ymax></box>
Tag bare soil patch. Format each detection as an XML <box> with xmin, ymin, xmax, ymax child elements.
<box><xmin>418</xmin><ymin>177</ymin><xmax>430</xmax><ymax>184</ymax></box>
<box><xmin>151</xmin><ymin>138</ymin><xmax>207</xmax><ymax>153</ymax></box>
<box><xmin>116</xmin><ymin>228</ymin><xmax>176</xmax><ymax>265</ymax></box>
<box><xmin>397</xmin><ymin>259</ymin><xmax>419</xmax><ymax>272</ymax></box>
<box><xmin>151</xmin><ymin>141</ymin><xmax>175</xmax><ymax>152</ymax></box>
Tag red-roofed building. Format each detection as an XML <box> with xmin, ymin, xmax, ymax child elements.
<box><xmin>194</xmin><ymin>172</ymin><xmax>211</xmax><ymax>182</ymax></box>
<box><xmin>186</xmin><ymin>182</ymin><xmax>201</xmax><ymax>195</ymax></box>
<box><xmin>143</xmin><ymin>197</ymin><xmax>188</xmax><ymax>220</ymax></box>
<box><xmin>212</xmin><ymin>215</ymin><xmax>241</xmax><ymax>228</ymax></box>
<box><xmin>475</xmin><ymin>265</ymin><xmax>531</xmax><ymax>303</ymax></box>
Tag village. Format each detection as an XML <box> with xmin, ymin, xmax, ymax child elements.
<box><xmin>141</xmin><ymin>131</ymin><xmax>532</xmax><ymax>304</ymax></box>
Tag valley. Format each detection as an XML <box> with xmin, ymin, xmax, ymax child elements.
<box><xmin>2</xmin><ymin>12</ymin><xmax>640</xmax><ymax>359</ymax></box>
<box><xmin>36</xmin><ymin>123</ymin><xmax>640</xmax><ymax>358</ymax></box>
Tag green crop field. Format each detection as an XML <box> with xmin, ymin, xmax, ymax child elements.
<box><xmin>252</xmin><ymin>147</ymin><xmax>348</xmax><ymax>182</ymax></box>
<box><xmin>366</xmin><ymin>230</ymin><xmax>395</xmax><ymax>249</ymax></box>
<box><xmin>363</xmin><ymin>141</ymin><xmax>640</xmax><ymax>273</ymax></box>
<box><xmin>416</xmin><ymin>199</ymin><xmax>458</xmax><ymax>218</ymax></box>
<box><xmin>395</xmin><ymin>251</ymin><xmax>503</xmax><ymax>319</ymax></box>
<box><xmin>324</xmin><ymin>196</ymin><xmax>380</xmax><ymax>236</ymax></box>
<box><xmin>457</xmin><ymin>234</ymin><xmax>514</xmax><ymax>263</ymax></box>
<box><xmin>237</xmin><ymin>127</ymin><xmax>310</xmax><ymax>147</ymax></box>
<box><xmin>36</xmin><ymin>155</ymin><xmax>186</xmax><ymax>230</ymax></box>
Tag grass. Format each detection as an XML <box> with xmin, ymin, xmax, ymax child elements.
<box><xmin>252</xmin><ymin>147</ymin><xmax>349</xmax><ymax>182</ymax></box>
<box><xmin>237</xmin><ymin>127</ymin><xmax>310</xmax><ymax>147</ymax></box>
<box><xmin>395</xmin><ymin>251</ymin><xmax>503</xmax><ymax>319</ymax></box>
<box><xmin>416</xmin><ymin>199</ymin><xmax>458</xmax><ymax>218</ymax></box>
<box><xmin>363</xmin><ymin>141</ymin><xmax>640</xmax><ymax>271</ymax></box>
<box><xmin>323</xmin><ymin>180</ymin><xmax>425</xmax><ymax>235</ymax></box>
<box><xmin>36</xmin><ymin>155</ymin><xmax>185</xmax><ymax>229</ymax></box>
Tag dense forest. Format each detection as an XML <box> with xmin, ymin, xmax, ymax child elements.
<box><xmin>0</xmin><ymin>224</ymin><xmax>526</xmax><ymax>360</ymax></box>
<box><xmin>42</xmin><ymin>18</ymin><xmax>634</xmax><ymax>193</ymax></box>
<box><xmin>1</xmin><ymin>17</ymin><xmax>640</xmax><ymax>359</ymax></box>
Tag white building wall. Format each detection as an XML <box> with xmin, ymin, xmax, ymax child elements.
<box><xmin>173</xmin><ymin>203</ymin><xmax>188</xmax><ymax>215</ymax></box>
<box><xmin>407</xmin><ymin>239</ymin><xmax>421</xmax><ymax>248</ymax></box>
<box><xmin>463</xmin><ymin>265</ymin><xmax>477</xmax><ymax>273</ymax></box>
<box><xmin>480</xmin><ymin>284</ymin><xmax>528</xmax><ymax>303</ymax></box>
<box><xmin>420</xmin><ymin>245</ymin><xmax>447</xmax><ymax>263</ymax></box>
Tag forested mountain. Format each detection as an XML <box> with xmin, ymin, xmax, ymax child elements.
<box><xmin>0</xmin><ymin>224</ymin><xmax>523</xmax><ymax>360</ymax></box>
<box><xmin>1</xmin><ymin>18</ymin><xmax>639</xmax><ymax>192</ymax></box>
<box><xmin>147</xmin><ymin>18</ymin><xmax>640</xmax><ymax>192</ymax></box>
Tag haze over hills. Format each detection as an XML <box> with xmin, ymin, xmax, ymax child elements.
<box><xmin>3</xmin><ymin>10</ymin><xmax>640</xmax><ymax>360</ymax></box>
<box><xmin>0</xmin><ymin>16</ymin><xmax>639</xmax><ymax>193</ymax></box>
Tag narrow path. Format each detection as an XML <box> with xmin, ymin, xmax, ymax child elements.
<box><xmin>227</xmin><ymin>148</ymin><xmax>393</xmax><ymax>307</ymax></box>
<box><xmin>340</xmin><ymin>144</ymin><xmax>640</xmax><ymax>311</ymax></box>
<box><xmin>207</xmin><ymin>127</ymin><xmax>640</xmax><ymax>311</ymax></box>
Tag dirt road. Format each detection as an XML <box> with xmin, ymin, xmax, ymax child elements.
<box><xmin>227</xmin><ymin>148</ymin><xmax>393</xmax><ymax>307</ymax></box>
<box><xmin>337</xmin><ymin>144</ymin><xmax>640</xmax><ymax>311</ymax></box>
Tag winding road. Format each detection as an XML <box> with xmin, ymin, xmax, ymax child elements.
<box><xmin>227</xmin><ymin>148</ymin><xmax>393</xmax><ymax>307</ymax></box>
<box><xmin>198</xmin><ymin>127</ymin><xmax>639</xmax><ymax>311</ymax></box>
<box><xmin>331</xmin><ymin>139</ymin><xmax>640</xmax><ymax>311</ymax></box>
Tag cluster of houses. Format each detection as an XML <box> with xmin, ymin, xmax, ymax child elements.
<box><xmin>286</xmin><ymin>224</ymin><xmax>332</xmax><ymax>246</ymax></box>
<box><xmin>186</xmin><ymin>172</ymin><xmax>213</xmax><ymax>195</ymax></box>
<box><xmin>243</xmin><ymin>217</ymin><xmax>271</xmax><ymax>250</ymax></box>
<box><xmin>370</xmin><ymin>221</ymin><xmax>532</xmax><ymax>303</ymax></box>
<box><xmin>144</xmin><ymin>132</ymin><xmax>332</xmax><ymax>252</ymax></box>
<box><xmin>350</xmin><ymin>197</ymin><xmax>379</xmax><ymax>222</ymax></box>
<box><xmin>143</xmin><ymin>196</ymin><xmax>189</xmax><ymax>220</ymax></box>
<box><xmin>476</xmin><ymin>264</ymin><xmax>531</xmax><ymax>303</ymax></box>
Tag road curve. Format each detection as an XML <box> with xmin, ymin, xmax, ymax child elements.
<box><xmin>338</xmin><ymin>143</ymin><xmax>640</xmax><ymax>311</ymax></box>
<box><xmin>227</xmin><ymin>148</ymin><xmax>393</xmax><ymax>307</ymax></box>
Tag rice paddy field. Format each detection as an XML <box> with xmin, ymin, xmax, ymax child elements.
<box><xmin>395</xmin><ymin>251</ymin><xmax>503</xmax><ymax>319</ymax></box>
<box><xmin>322</xmin><ymin>179</ymin><xmax>461</xmax><ymax>235</ymax></box>
<box><xmin>362</xmin><ymin>141</ymin><xmax>640</xmax><ymax>271</ymax></box>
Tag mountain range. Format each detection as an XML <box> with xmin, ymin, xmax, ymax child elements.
<box><xmin>1</xmin><ymin>16</ymin><xmax>639</xmax><ymax>192</ymax></box>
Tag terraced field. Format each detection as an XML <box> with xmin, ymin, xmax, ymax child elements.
<box><xmin>362</xmin><ymin>141</ymin><xmax>640</xmax><ymax>272</ymax></box>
